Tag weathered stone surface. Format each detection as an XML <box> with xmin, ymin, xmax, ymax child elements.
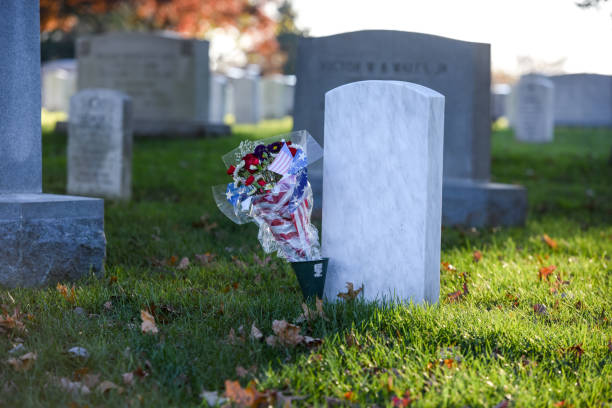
<box><xmin>322</xmin><ymin>81</ymin><xmax>444</xmax><ymax>303</ymax></box>
<box><xmin>549</xmin><ymin>73</ymin><xmax>612</xmax><ymax>127</ymax></box>
<box><xmin>514</xmin><ymin>74</ymin><xmax>555</xmax><ymax>143</ymax></box>
<box><xmin>294</xmin><ymin>30</ymin><xmax>527</xmax><ymax>227</ymax></box>
<box><xmin>0</xmin><ymin>2</ymin><xmax>106</xmax><ymax>288</ymax></box>
<box><xmin>0</xmin><ymin>194</ymin><xmax>105</xmax><ymax>288</ymax></box>
<box><xmin>77</xmin><ymin>32</ymin><xmax>210</xmax><ymax>124</ymax></box>
<box><xmin>68</xmin><ymin>89</ymin><xmax>133</xmax><ymax>199</ymax></box>
<box><xmin>442</xmin><ymin>179</ymin><xmax>527</xmax><ymax>227</ymax></box>
<box><xmin>0</xmin><ymin>2</ymin><xmax>42</xmax><ymax>194</ymax></box>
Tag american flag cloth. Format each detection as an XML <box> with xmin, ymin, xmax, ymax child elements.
<box><xmin>288</xmin><ymin>148</ymin><xmax>307</xmax><ymax>175</ymax></box>
<box><xmin>267</xmin><ymin>142</ymin><xmax>293</xmax><ymax>175</ymax></box>
<box><xmin>250</xmin><ymin>169</ymin><xmax>313</xmax><ymax>261</ymax></box>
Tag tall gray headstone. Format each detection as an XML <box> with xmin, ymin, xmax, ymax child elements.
<box><xmin>0</xmin><ymin>2</ymin><xmax>105</xmax><ymax>288</ymax></box>
<box><xmin>68</xmin><ymin>89</ymin><xmax>133</xmax><ymax>199</ymax></box>
<box><xmin>76</xmin><ymin>32</ymin><xmax>228</xmax><ymax>137</ymax></box>
<box><xmin>514</xmin><ymin>75</ymin><xmax>554</xmax><ymax>143</ymax></box>
<box><xmin>549</xmin><ymin>74</ymin><xmax>612</xmax><ymax>127</ymax></box>
<box><xmin>293</xmin><ymin>30</ymin><xmax>526</xmax><ymax>227</ymax></box>
<box><xmin>323</xmin><ymin>81</ymin><xmax>444</xmax><ymax>303</ymax></box>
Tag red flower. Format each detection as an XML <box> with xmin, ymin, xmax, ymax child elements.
<box><xmin>286</xmin><ymin>141</ymin><xmax>292</xmax><ymax>145</ymax></box>
<box><xmin>257</xmin><ymin>179</ymin><xmax>266</xmax><ymax>186</ymax></box>
<box><xmin>243</xmin><ymin>154</ymin><xmax>260</xmax><ymax>173</ymax></box>
<box><xmin>245</xmin><ymin>175</ymin><xmax>255</xmax><ymax>186</ymax></box>
<box><xmin>289</xmin><ymin>147</ymin><xmax>297</xmax><ymax>156</ymax></box>
<box><xmin>226</xmin><ymin>165</ymin><xmax>235</xmax><ymax>175</ymax></box>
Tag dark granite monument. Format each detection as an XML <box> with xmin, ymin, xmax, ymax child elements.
<box><xmin>293</xmin><ymin>30</ymin><xmax>527</xmax><ymax>227</ymax></box>
<box><xmin>0</xmin><ymin>2</ymin><xmax>105</xmax><ymax>287</ymax></box>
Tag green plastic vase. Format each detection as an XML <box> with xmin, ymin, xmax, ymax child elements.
<box><xmin>290</xmin><ymin>258</ymin><xmax>329</xmax><ymax>300</ymax></box>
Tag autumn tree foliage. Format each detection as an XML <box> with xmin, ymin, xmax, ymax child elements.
<box><xmin>40</xmin><ymin>0</ymin><xmax>281</xmax><ymax>71</ymax></box>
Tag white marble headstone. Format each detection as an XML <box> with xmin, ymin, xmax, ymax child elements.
<box><xmin>514</xmin><ymin>74</ymin><xmax>554</xmax><ymax>143</ymax></box>
<box><xmin>68</xmin><ymin>89</ymin><xmax>133</xmax><ymax>200</ymax></box>
<box><xmin>322</xmin><ymin>80</ymin><xmax>444</xmax><ymax>304</ymax></box>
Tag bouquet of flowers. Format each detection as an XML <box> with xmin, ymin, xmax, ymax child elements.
<box><xmin>213</xmin><ymin>130</ymin><xmax>323</xmax><ymax>262</ymax></box>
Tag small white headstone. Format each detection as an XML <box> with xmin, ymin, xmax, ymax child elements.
<box><xmin>68</xmin><ymin>89</ymin><xmax>133</xmax><ymax>200</ymax></box>
<box><xmin>261</xmin><ymin>75</ymin><xmax>287</xmax><ymax>119</ymax></box>
<box><xmin>209</xmin><ymin>73</ymin><xmax>228</xmax><ymax>123</ymax></box>
<box><xmin>228</xmin><ymin>67</ymin><xmax>262</xmax><ymax>124</ymax></box>
<box><xmin>514</xmin><ymin>74</ymin><xmax>555</xmax><ymax>143</ymax></box>
<box><xmin>322</xmin><ymin>80</ymin><xmax>445</xmax><ymax>303</ymax></box>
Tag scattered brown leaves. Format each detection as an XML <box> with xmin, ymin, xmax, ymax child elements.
<box><xmin>250</xmin><ymin>323</ymin><xmax>263</xmax><ymax>341</ymax></box>
<box><xmin>176</xmin><ymin>257</ymin><xmax>190</xmax><ymax>270</ymax></box>
<box><xmin>296</xmin><ymin>297</ymin><xmax>328</xmax><ymax>323</ymax></box>
<box><xmin>57</xmin><ymin>283</ymin><xmax>77</xmax><ymax>304</ymax></box>
<box><xmin>122</xmin><ymin>367</ymin><xmax>149</xmax><ymax>386</ymax></box>
<box><xmin>272</xmin><ymin>320</ymin><xmax>304</xmax><ymax>346</ymax></box>
<box><xmin>473</xmin><ymin>250</ymin><xmax>482</xmax><ymax>263</ymax></box>
<box><xmin>392</xmin><ymin>391</ymin><xmax>414</xmax><ymax>407</ymax></box>
<box><xmin>565</xmin><ymin>344</ymin><xmax>584</xmax><ymax>359</ymax></box>
<box><xmin>533</xmin><ymin>304</ymin><xmax>548</xmax><ymax>316</ymax></box>
<box><xmin>505</xmin><ymin>293</ymin><xmax>520</xmax><ymax>308</ymax></box>
<box><xmin>0</xmin><ymin>306</ymin><xmax>27</xmax><ymax>336</ymax></box>
<box><xmin>7</xmin><ymin>351</ymin><xmax>36</xmax><ymax>371</ymax></box>
<box><xmin>441</xmin><ymin>262</ymin><xmax>457</xmax><ymax>272</ymax></box>
<box><xmin>542</xmin><ymin>234</ymin><xmax>558</xmax><ymax>249</ymax></box>
<box><xmin>140</xmin><ymin>310</ymin><xmax>158</xmax><ymax>334</ymax></box>
<box><xmin>224</xmin><ymin>380</ymin><xmax>270</xmax><ymax>407</ymax></box>
<box><xmin>337</xmin><ymin>282</ymin><xmax>363</xmax><ymax>301</ymax></box>
<box><xmin>538</xmin><ymin>265</ymin><xmax>556</xmax><ymax>281</ymax></box>
<box><xmin>195</xmin><ymin>252</ymin><xmax>216</xmax><ymax>265</ymax></box>
<box><xmin>550</xmin><ymin>273</ymin><xmax>571</xmax><ymax>294</ymax></box>
<box><xmin>554</xmin><ymin>401</ymin><xmax>573</xmax><ymax>408</ymax></box>
<box><xmin>446</xmin><ymin>283</ymin><xmax>469</xmax><ymax>303</ymax></box>
<box><xmin>253</xmin><ymin>253</ymin><xmax>272</xmax><ymax>268</ymax></box>
<box><xmin>96</xmin><ymin>380</ymin><xmax>123</xmax><ymax>394</ymax></box>
<box><xmin>265</xmin><ymin>320</ymin><xmax>322</xmax><ymax>349</ymax></box>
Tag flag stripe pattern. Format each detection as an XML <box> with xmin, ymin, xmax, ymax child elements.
<box><xmin>267</xmin><ymin>143</ymin><xmax>293</xmax><ymax>175</ymax></box>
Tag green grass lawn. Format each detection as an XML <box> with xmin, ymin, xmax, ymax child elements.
<box><xmin>1</xmin><ymin>120</ymin><xmax>611</xmax><ymax>407</ymax></box>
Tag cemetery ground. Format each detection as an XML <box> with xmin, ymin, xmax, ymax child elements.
<box><xmin>1</xmin><ymin>119</ymin><xmax>611</xmax><ymax>408</ymax></box>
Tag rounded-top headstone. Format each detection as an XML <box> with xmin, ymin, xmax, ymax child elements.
<box><xmin>322</xmin><ymin>80</ymin><xmax>444</xmax><ymax>304</ymax></box>
<box><xmin>514</xmin><ymin>74</ymin><xmax>555</xmax><ymax>143</ymax></box>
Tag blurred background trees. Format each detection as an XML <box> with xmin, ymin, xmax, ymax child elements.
<box><xmin>40</xmin><ymin>0</ymin><xmax>305</xmax><ymax>74</ymax></box>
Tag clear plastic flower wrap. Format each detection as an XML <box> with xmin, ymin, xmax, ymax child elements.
<box><xmin>212</xmin><ymin>130</ymin><xmax>323</xmax><ymax>262</ymax></box>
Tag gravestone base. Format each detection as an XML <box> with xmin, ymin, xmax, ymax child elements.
<box><xmin>56</xmin><ymin>120</ymin><xmax>230</xmax><ymax>138</ymax></box>
<box><xmin>442</xmin><ymin>178</ymin><xmax>527</xmax><ymax>227</ymax></box>
<box><xmin>0</xmin><ymin>194</ymin><xmax>105</xmax><ymax>288</ymax></box>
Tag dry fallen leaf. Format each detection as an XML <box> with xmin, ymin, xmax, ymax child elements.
<box><xmin>542</xmin><ymin>234</ymin><xmax>558</xmax><ymax>249</ymax></box>
<box><xmin>195</xmin><ymin>252</ymin><xmax>216</xmax><ymax>265</ymax></box>
<box><xmin>272</xmin><ymin>320</ymin><xmax>304</xmax><ymax>346</ymax></box>
<box><xmin>236</xmin><ymin>366</ymin><xmax>249</xmax><ymax>378</ymax></box>
<box><xmin>538</xmin><ymin>265</ymin><xmax>556</xmax><ymax>281</ymax></box>
<box><xmin>140</xmin><ymin>310</ymin><xmax>159</xmax><ymax>334</ymax></box>
<box><xmin>565</xmin><ymin>344</ymin><xmax>584</xmax><ymax>359</ymax></box>
<box><xmin>97</xmin><ymin>380</ymin><xmax>123</xmax><ymax>394</ymax></box>
<box><xmin>224</xmin><ymin>380</ymin><xmax>258</xmax><ymax>407</ymax></box>
<box><xmin>7</xmin><ymin>351</ymin><xmax>36</xmax><ymax>371</ymax></box>
<box><xmin>176</xmin><ymin>257</ymin><xmax>190</xmax><ymax>270</ymax></box>
<box><xmin>297</xmin><ymin>298</ymin><xmax>328</xmax><ymax>323</ymax></box>
<box><xmin>227</xmin><ymin>327</ymin><xmax>245</xmax><ymax>345</ymax></box>
<box><xmin>56</xmin><ymin>283</ymin><xmax>77</xmax><ymax>304</ymax></box>
<box><xmin>533</xmin><ymin>304</ymin><xmax>548</xmax><ymax>316</ymax></box>
<box><xmin>441</xmin><ymin>262</ymin><xmax>457</xmax><ymax>272</ymax></box>
<box><xmin>57</xmin><ymin>377</ymin><xmax>91</xmax><ymax>396</ymax></box>
<box><xmin>250</xmin><ymin>323</ymin><xmax>263</xmax><ymax>341</ymax></box>
<box><xmin>473</xmin><ymin>250</ymin><xmax>483</xmax><ymax>263</ymax></box>
<box><xmin>68</xmin><ymin>347</ymin><xmax>89</xmax><ymax>358</ymax></box>
<box><xmin>391</xmin><ymin>391</ymin><xmax>413</xmax><ymax>407</ymax></box>
<box><xmin>337</xmin><ymin>282</ymin><xmax>363</xmax><ymax>301</ymax></box>
<box><xmin>0</xmin><ymin>306</ymin><xmax>27</xmax><ymax>336</ymax></box>
<box><xmin>447</xmin><ymin>283</ymin><xmax>469</xmax><ymax>303</ymax></box>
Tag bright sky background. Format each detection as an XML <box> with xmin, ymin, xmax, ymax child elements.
<box><xmin>291</xmin><ymin>0</ymin><xmax>612</xmax><ymax>75</ymax></box>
